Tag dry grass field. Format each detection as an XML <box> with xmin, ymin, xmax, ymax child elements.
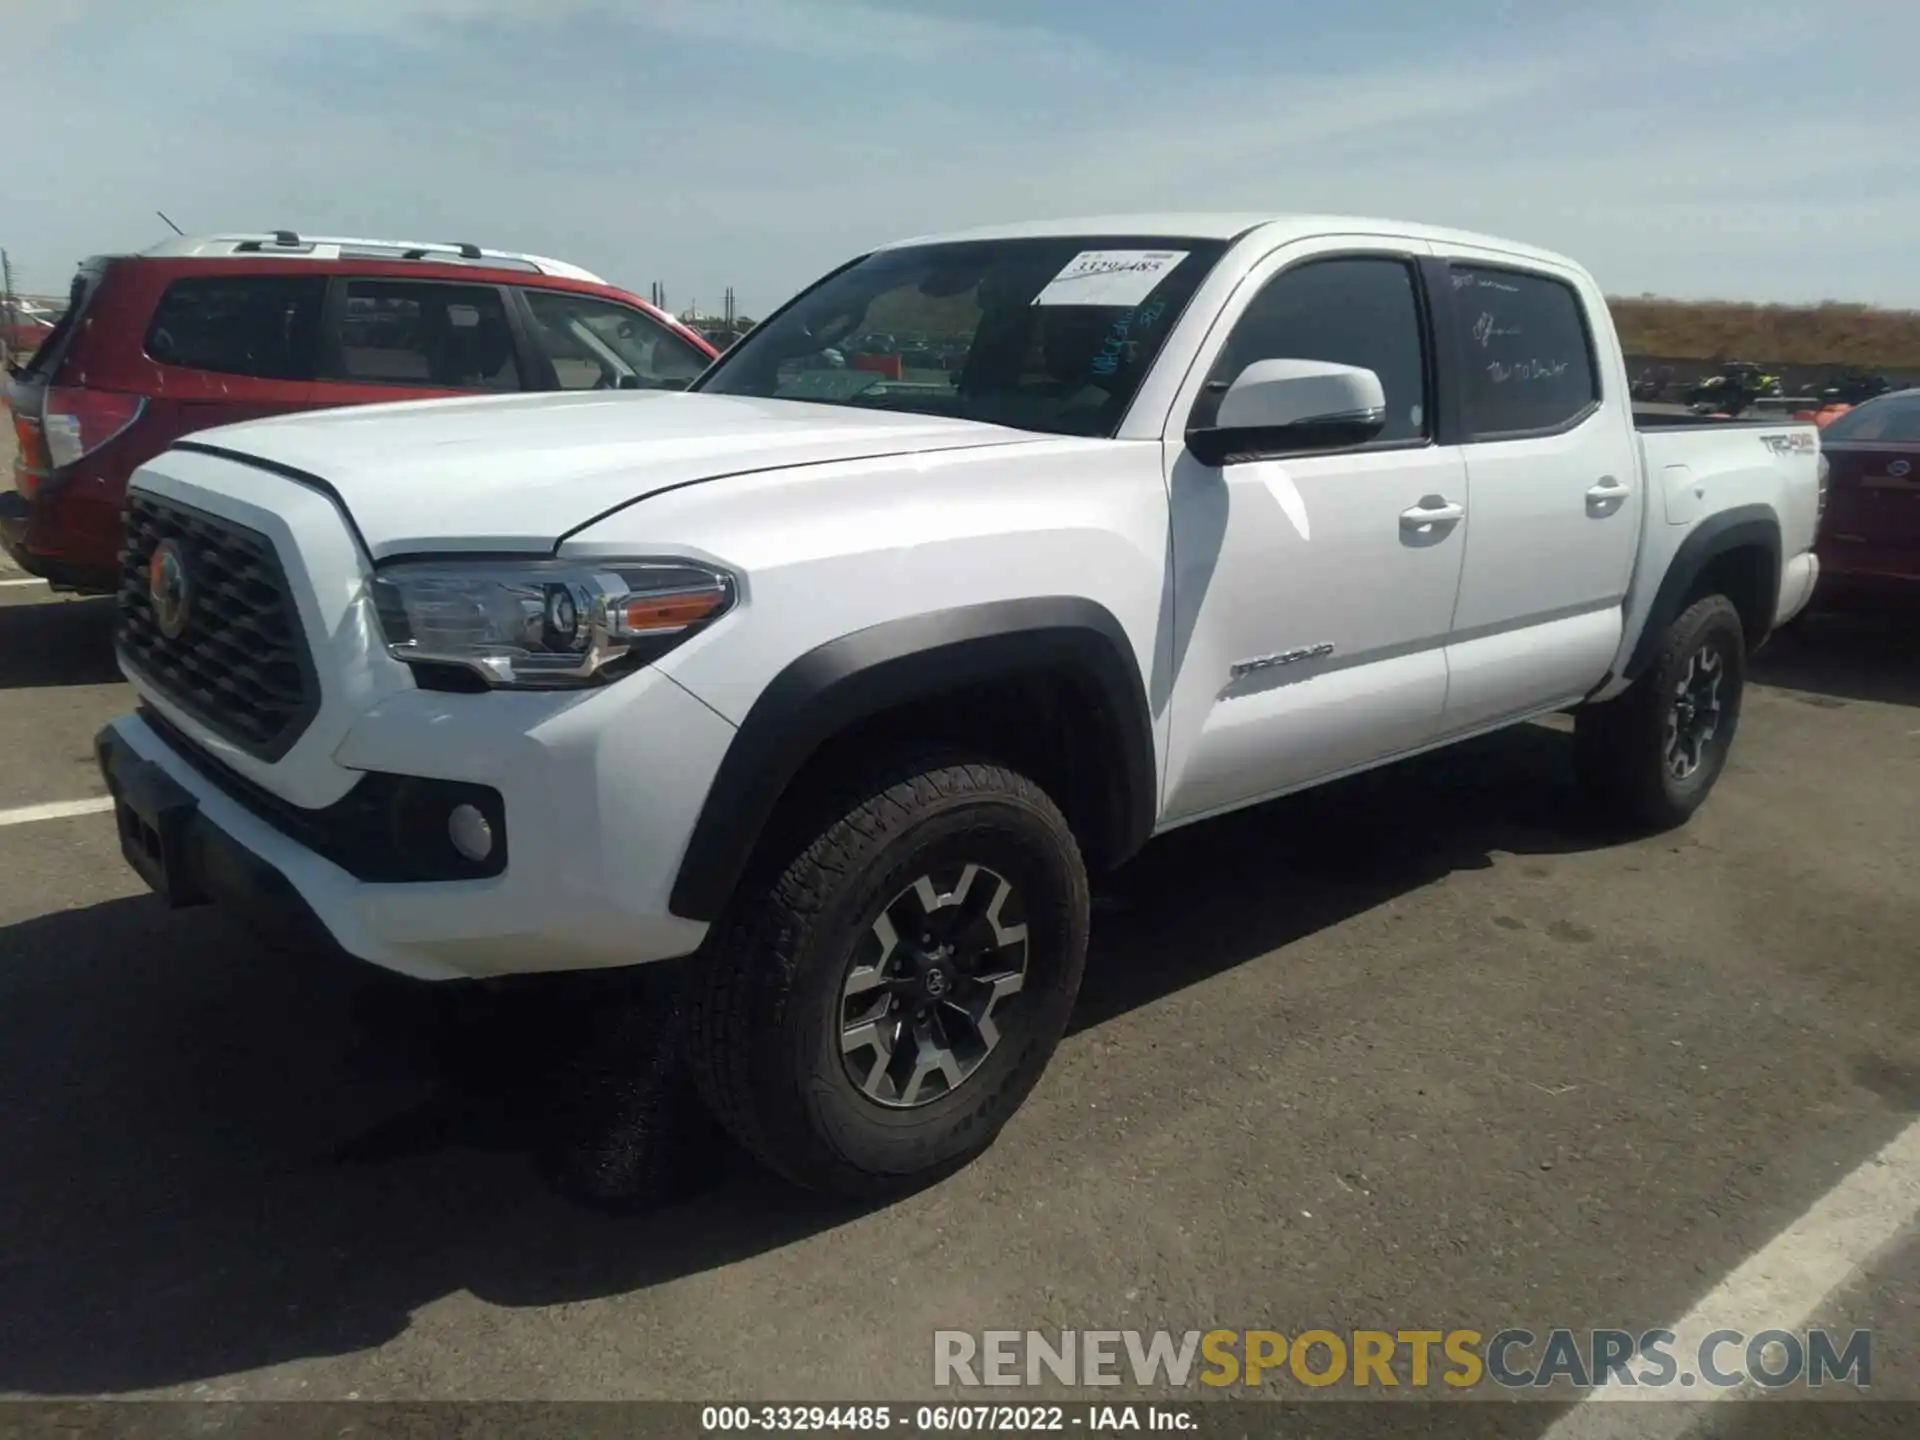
<box><xmin>1611</xmin><ymin>296</ymin><xmax>1920</xmax><ymax>368</ymax></box>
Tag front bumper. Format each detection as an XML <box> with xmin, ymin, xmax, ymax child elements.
<box><xmin>0</xmin><ymin>490</ymin><xmax>37</xmax><ymax>572</ymax></box>
<box><xmin>97</xmin><ymin>725</ymin><xmax>339</xmax><ymax>956</ymax></box>
<box><xmin>97</xmin><ymin>666</ymin><xmax>732</xmax><ymax>982</ymax></box>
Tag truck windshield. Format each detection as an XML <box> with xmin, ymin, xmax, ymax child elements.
<box><xmin>695</xmin><ymin>236</ymin><xmax>1229</xmax><ymax>438</ymax></box>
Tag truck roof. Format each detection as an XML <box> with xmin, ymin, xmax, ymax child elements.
<box><xmin>881</xmin><ymin>213</ymin><xmax>1576</xmax><ymax>269</ymax></box>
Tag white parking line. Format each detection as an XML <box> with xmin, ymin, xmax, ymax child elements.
<box><xmin>0</xmin><ymin>796</ymin><xmax>116</xmax><ymax>828</ymax></box>
<box><xmin>0</xmin><ymin>576</ymin><xmax>48</xmax><ymax>588</ymax></box>
<box><xmin>1542</xmin><ymin>1116</ymin><xmax>1920</xmax><ymax>1438</ymax></box>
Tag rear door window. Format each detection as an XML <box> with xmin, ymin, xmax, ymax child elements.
<box><xmin>322</xmin><ymin>280</ymin><xmax>520</xmax><ymax>390</ymax></box>
<box><xmin>1448</xmin><ymin>264</ymin><xmax>1599</xmax><ymax>438</ymax></box>
<box><xmin>520</xmin><ymin>289</ymin><xmax>710</xmax><ymax>390</ymax></box>
<box><xmin>144</xmin><ymin>275</ymin><xmax>327</xmax><ymax>380</ymax></box>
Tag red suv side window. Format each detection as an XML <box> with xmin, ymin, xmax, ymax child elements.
<box><xmin>323</xmin><ymin>279</ymin><xmax>520</xmax><ymax>391</ymax></box>
<box><xmin>521</xmin><ymin>288</ymin><xmax>710</xmax><ymax>391</ymax></box>
<box><xmin>145</xmin><ymin>275</ymin><xmax>327</xmax><ymax>380</ymax></box>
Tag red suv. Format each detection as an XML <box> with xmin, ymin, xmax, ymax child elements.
<box><xmin>2</xmin><ymin>232</ymin><xmax>718</xmax><ymax>593</ymax></box>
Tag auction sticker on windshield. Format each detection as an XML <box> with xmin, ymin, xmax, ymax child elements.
<box><xmin>1033</xmin><ymin>250</ymin><xmax>1191</xmax><ymax>307</ymax></box>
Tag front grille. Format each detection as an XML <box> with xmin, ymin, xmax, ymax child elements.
<box><xmin>117</xmin><ymin>493</ymin><xmax>318</xmax><ymax>760</ymax></box>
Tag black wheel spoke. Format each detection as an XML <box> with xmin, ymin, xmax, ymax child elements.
<box><xmin>941</xmin><ymin>867</ymin><xmax>995</xmax><ymax>941</ymax></box>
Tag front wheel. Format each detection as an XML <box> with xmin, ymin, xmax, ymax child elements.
<box><xmin>1574</xmin><ymin>595</ymin><xmax>1747</xmax><ymax>832</ymax></box>
<box><xmin>682</xmin><ymin>753</ymin><xmax>1090</xmax><ymax>1197</ymax></box>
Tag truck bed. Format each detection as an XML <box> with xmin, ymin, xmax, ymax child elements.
<box><xmin>1632</xmin><ymin>408</ymin><xmax>1807</xmax><ymax>431</ymax></box>
<box><xmin>1597</xmin><ymin>412</ymin><xmax>1824</xmax><ymax>703</ymax></box>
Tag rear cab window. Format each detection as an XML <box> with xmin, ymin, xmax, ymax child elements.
<box><xmin>321</xmin><ymin>280</ymin><xmax>520</xmax><ymax>391</ymax></box>
<box><xmin>144</xmin><ymin>275</ymin><xmax>326</xmax><ymax>380</ymax></box>
<box><xmin>1448</xmin><ymin>264</ymin><xmax>1600</xmax><ymax>439</ymax></box>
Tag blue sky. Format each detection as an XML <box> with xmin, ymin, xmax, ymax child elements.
<box><xmin>9</xmin><ymin>0</ymin><xmax>1919</xmax><ymax>312</ymax></box>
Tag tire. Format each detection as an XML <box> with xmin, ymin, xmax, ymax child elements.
<box><xmin>1574</xmin><ymin>594</ymin><xmax>1747</xmax><ymax>832</ymax></box>
<box><xmin>536</xmin><ymin>974</ymin><xmax>732</xmax><ymax>1212</ymax></box>
<box><xmin>682</xmin><ymin>752</ymin><xmax>1090</xmax><ymax>1198</ymax></box>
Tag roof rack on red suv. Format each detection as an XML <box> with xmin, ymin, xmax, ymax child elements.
<box><xmin>138</xmin><ymin>231</ymin><xmax>611</xmax><ymax>283</ymax></box>
<box><xmin>1</xmin><ymin>231</ymin><xmax>716</xmax><ymax>593</ymax></box>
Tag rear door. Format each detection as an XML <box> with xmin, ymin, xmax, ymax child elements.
<box><xmin>1816</xmin><ymin>392</ymin><xmax>1920</xmax><ymax>581</ymax></box>
<box><xmin>1428</xmin><ymin>249</ymin><xmax>1642</xmax><ymax>732</ymax></box>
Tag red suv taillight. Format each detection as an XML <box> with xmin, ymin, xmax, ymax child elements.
<box><xmin>43</xmin><ymin>386</ymin><xmax>146</xmax><ymax>470</ymax></box>
<box><xmin>10</xmin><ymin>410</ymin><xmax>54</xmax><ymax>499</ymax></box>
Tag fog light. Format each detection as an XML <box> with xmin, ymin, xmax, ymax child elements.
<box><xmin>447</xmin><ymin>803</ymin><xmax>494</xmax><ymax>863</ymax></box>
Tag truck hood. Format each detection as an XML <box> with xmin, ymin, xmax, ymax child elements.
<box><xmin>179</xmin><ymin>390</ymin><xmax>1042</xmax><ymax>559</ymax></box>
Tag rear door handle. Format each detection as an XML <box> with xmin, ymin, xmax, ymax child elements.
<box><xmin>1401</xmin><ymin>499</ymin><xmax>1465</xmax><ymax>528</ymax></box>
<box><xmin>1586</xmin><ymin>476</ymin><xmax>1631</xmax><ymax>507</ymax></box>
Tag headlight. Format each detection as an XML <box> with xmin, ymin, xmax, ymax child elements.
<box><xmin>371</xmin><ymin>558</ymin><xmax>736</xmax><ymax>689</ymax></box>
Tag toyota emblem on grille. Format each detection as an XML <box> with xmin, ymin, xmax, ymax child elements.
<box><xmin>148</xmin><ymin>539</ymin><xmax>193</xmax><ymax>641</ymax></box>
<box><xmin>1891</xmin><ymin>460</ymin><xmax>1912</xmax><ymax>478</ymax></box>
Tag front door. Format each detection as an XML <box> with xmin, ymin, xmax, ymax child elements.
<box><xmin>1159</xmin><ymin>241</ymin><xmax>1469</xmax><ymax>825</ymax></box>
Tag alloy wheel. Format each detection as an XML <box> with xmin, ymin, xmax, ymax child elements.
<box><xmin>838</xmin><ymin>863</ymin><xmax>1030</xmax><ymax>1109</ymax></box>
<box><xmin>1665</xmin><ymin>643</ymin><xmax>1725</xmax><ymax>781</ymax></box>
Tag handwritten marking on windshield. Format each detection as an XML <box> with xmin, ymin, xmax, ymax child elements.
<box><xmin>1091</xmin><ymin>298</ymin><xmax>1167</xmax><ymax>377</ymax></box>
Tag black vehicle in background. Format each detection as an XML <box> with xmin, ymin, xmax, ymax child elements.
<box><xmin>1820</xmin><ymin>369</ymin><xmax>1893</xmax><ymax>406</ymax></box>
<box><xmin>1686</xmin><ymin>362</ymin><xmax>1783</xmax><ymax>416</ymax></box>
<box><xmin>1631</xmin><ymin>365</ymin><xmax>1673</xmax><ymax>402</ymax></box>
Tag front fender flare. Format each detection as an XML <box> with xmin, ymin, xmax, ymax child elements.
<box><xmin>668</xmin><ymin>597</ymin><xmax>1156</xmax><ymax>922</ymax></box>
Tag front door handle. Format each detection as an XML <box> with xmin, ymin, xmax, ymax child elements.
<box><xmin>1401</xmin><ymin>498</ymin><xmax>1465</xmax><ymax>528</ymax></box>
<box><xmin>1586</xmin><ymin>476</ymin><xmax>1631</xmax><ymax>509</ymax></box>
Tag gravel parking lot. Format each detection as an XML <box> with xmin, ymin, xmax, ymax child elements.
<box><xmin>0</xmin><ymin>420</ymin><xmax>1916</xmax><ymax>1431</ymax></box>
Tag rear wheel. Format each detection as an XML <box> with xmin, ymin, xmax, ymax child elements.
<box><xmin>1575</xmin><ymin>595</ymin><xmax>1747</xmax><ymax>832</ymax></box>
<box><xmin>683</xmin><ymin>752</ymin><xmax>1089</xmax><ymax>1197</ymax></box>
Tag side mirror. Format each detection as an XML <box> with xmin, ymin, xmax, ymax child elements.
<box><xmin>1186</xmin><ymin>358</ymin><xmax>1387</xmax><ymax>466</ymax></box>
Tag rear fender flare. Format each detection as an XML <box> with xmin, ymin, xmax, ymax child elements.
<box><xmin>1622</xmin><ymin>504</ymin><xmax>1781</xmax><ymax>682</ymax></box>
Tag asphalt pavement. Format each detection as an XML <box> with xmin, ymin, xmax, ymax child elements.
<box><xmin>0</xmin><ymin>557</ymin><xmax>1916</xmax><ymax>1430</ymax></box>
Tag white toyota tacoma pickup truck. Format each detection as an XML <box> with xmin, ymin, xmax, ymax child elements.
<box><xmin>96</xmin><ymin>214</ymin><xmax>1822</xmax><ymax>1195</ymax></box>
